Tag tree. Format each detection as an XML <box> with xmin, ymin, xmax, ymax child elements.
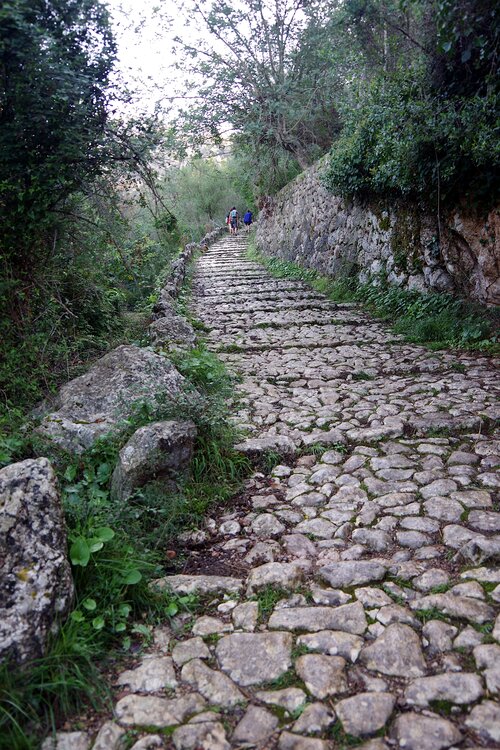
<box><xmin>324</xmin><ymin>0</ymin><xmax>499</xmax><ymax>206</ymax></box>
<box><xmin>173</xmin><ymin>0</ymin><xmax>346</xmax><ymax>191</ymax></box>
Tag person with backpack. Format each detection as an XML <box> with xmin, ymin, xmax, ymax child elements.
<box><xmin>243</xmin><ymin>209</ymin><xmax>253</xmax><ymax>232</ymax></box>
<box><xmin>228</xmin><ymin>206</ymin><xmax>239</xmax><ymax>235</ymax></box>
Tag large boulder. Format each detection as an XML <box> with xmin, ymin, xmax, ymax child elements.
<box><xmin>0</xmin><ymin>458</ymin><xmax>73</xmax><ymax>664</ymax></box>
<box><xmin>34</xmin><ymin>345</ymin><xmax>187</xmax><ymax>454</ymax></box>
<box><xmin>111</xmin><ymin>420</ymin><xmax>197</xmax><ymax>501</ymax></box>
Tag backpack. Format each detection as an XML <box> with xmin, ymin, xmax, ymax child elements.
<box><xmin>230</xmin><ymin>209</ymin><xmax>238</xmax><ymax>219</ymax></box>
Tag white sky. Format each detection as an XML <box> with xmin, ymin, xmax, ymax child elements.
<box><xmin>105</xmin><ymin>0</ymin><xmax>186</xmax><ymax>115</ymax></box>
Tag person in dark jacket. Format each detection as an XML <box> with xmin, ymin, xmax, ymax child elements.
<box><xmin>243</xmin><ymin>209</ymin><xmax>253</xmax><ymax>232</ymax></box>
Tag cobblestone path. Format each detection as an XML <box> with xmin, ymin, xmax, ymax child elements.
<box><xmin>53</xmin><ymin>235</ymin><xmax>500</xmax><ymax>750</ymax></box>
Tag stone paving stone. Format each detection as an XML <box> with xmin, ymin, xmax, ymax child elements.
<box><xmin>91</xmin><ymin>722</ymin><xmax>125</xmax><ymax>750</ymax></box>
<box><xmin>172</xmin><ymin>637</ymin><xmax>210</xmax><ymax>667</ymax></box>
<box><xmin>114</xmin><ymin>694</ymin><xmax>206</xmax><ymax>728</ymax></box>
<box><xmin>278</xmin><ymin>732</ymin><xmax>330</xmax><ymax>750</ymax></box>
<box><xmin>41</xmin><ymin>733</ymin><xmax>91</xmax><ymax>750</ymax></box>
<box><xmin>172</xmin><ymin>720</ymin><xmax>230</xmax><ymax>750</ymax></box>
<box><xmin>255</xmin><ymin>687</ymin><xmax>307</xmax><ymax>713</ymax></box>
<box><xmin>116</xmin><ymin>656</ymin><xmax>178</xmax><ymax>692</ymax></box>
<box><xmin>291</xmin><ymin>702</ymin><xmax>335</xmax><ymax>734</ymax></box>
<box><xmin>181</xmin><ymin>659</ymin><xmax>245</xmax><ymax>708</ymax></box>
<box><xmin>215</xmin><ymin>632</ymin><xmax>292</xmax><ymax>686</ymax></box>
<box><xmin>360</xmin><ymin>623</ymin><xmax>426</xmax><ymax>677</ymax></box>
<box><xmin>335</xmin><ymin>692</ymin><xmax>395</xmax><ymax>736</ymax></box>
<box><xmin>404</xmin><ymin>672</ymin><xmax>484</xmax><ymax>706</ymax></box>
<box><xmin>318</xmin><ymin>560</ymin><xmax>386</xmax><ymax>588</ymax></box>
<box><xmin>297</xmin><ymin>630</ymin><xmax>363</xmax><ymax>661</ymax></box>
<box><xmin>294</xmin><ymin>654</ymin><xmax>347</xmax><ymax>698</ymax></box>
<box><xmin>268</xmin><ymin>602</ymin><xmax>367</xmax><ymax>635</ymax></box>
<box><xmin>390</xmin><ymin>712</ymin><xmax>462</xmax><ymax>750</ymax></box>
<box><xmin>232</xmin><ymin>705</ymin><xmax>279</xmax><ymax>744</ymax></box>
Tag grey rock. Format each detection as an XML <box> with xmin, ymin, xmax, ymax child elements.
<box><xmin>192</xmin><ymin>615</ymin><xmax>232</xmax><ymax>636</ymax></box>
<box><xmin>152</xmin><ymin>574</ymin><xmax>243</xmax><ymax>596</ymax></box>
<box><xmin>310</xmin><ymin>584</ymin><xmax>351</xmax><ymax>605</ymax></box>
<box><xmin>375</xmin><ymin>604</ymin><xmax>419</xmax><ymax>627</ymax></box>
<box><xmin>396</xmin><ymin>530</ymin><xmax>431</xmax><ymax>548</ymax></box>
<box><xmin>413</xmin><ymin>568</ymin><xmax>450</xmax><ymax>592</ymax></box>
<box><xmin>115</xmin><ymin>693</ymin><xmax>206</xmax><ymax>727</ymax></box>
<box><xmin>474</xmin><ymin>643</ymin><xmax>500</xmax><ymax>670</ymax></box>
<box><xmin>172</xmin><ymin>721</ymin><xmax>230</xmax><ymax>750</ymax></box>
<box><xmin>232</xmin><ymin>601</ymin><xmax>259</xmax><ymax>631</ymax></box>
<box><xmin>360</xmin><ymin>623</ymin><xmax>426</xmax><ymax>677</ymax></box>
<box><xmin>235</xmin><ymin>435</ymin><xmax>296</xmax><ymax>458</ymax></box>
<box><xmin>292</xmin><ymin>702</ymin><xmax>334</xmax><ymax>734</ymax></box>
<box><xmin>269</xmin><ymin>602</ymin><xmax>367</xmax><ymax>635</ymax></box>
<box><xmin>410</xmin><ymin>592</ymin><xmax>494</xmax><ymax>624</ymax></box>
<box><xmin>420</xmin><ymin>479</ymin><xmax>457</xmax><ymax>499</ymax></box>
<box><xmin>181</xmin><ymin>659</ymin><xmax>245</xmax><ymax>707</ymax></box>
<box><xmin>232</xmin><ymin>705</ymin><xmax>279</xmax><ymax>743</ymax></box>
<box><xmin>247</xmin><ymin>561</ymin><xmax>311</xmax><ymax>593</ymax></box>
<box><xmin>149</xmin><ymin>311</ymin><xmax>196</xmax><ymax>351</ymax></box>
<box><xmin>449</xmin><ymin>580</ymin><xmax>484</xmax><ymax>599</ymax></box>
<box><xmin>41</xmin><ymin>733</ymin><xmax>91</xmax><ymax>750</ymax></box>
<box><xmin>255</xmin><ymin>687</ymin><xmax>307</xmax><ymax>713</ymax></box>
<box><xmin>335</xmin><ymin>692</ymin><xmax>395</xmax><ymax>737</ymax></box>
<box><xmin>129</xmin><ymin>735</ymin><xmax>164</xmax><ymax>750</ymax></box>
<box><xmin>244</xmin><ymin>541</ymin><xmax>280</xmax><ymax>565</ymax></box>
<box><xmin>92</xmin><ymin>722</ymin><xmax>126</xmax><ymax>750</ymax></box>
<box><xmin>451</xmin><ymin>489</ymin><xmax>492</xmax><ymax>508</ymax></box>
<box><xmin>453</xmin><ymin>625</ymin><xmax>484</xmax><ymax>650</ymax></box>
<box><xmin>0</xmin><ymin>458</ymin><xmax>73</xmax><ymax>664</ymax></box>
<box><xmin>351</xmin><ymin>528</ymin><xmax>391</xmax><ymax>552</ymax></box>
<box><xmin>404</xmin><ymin>672</ymin><xmax>483</xmax><ymax>706</ymax></box>
<box><xmin>468</xmin><ymin>510</ymin><xmax>500</xmax><ymax>532</ymax></box>
<box><xmin>278</xmin><ymin>732</ymin><xmax>329</xmax><ymax>750</ymax></box>
<box><xmin>319</xmin><ymin>561</ymin><xmax>386</xmax><ymax>588</ymax></box>
<box><xmin>215</xmin><ymin>632</ymin><xmax>292</xmax><ymax>686</ymax></box>
<box><xmin>283</xmin><ymin>533</ymin><xmax>317</xmax><ymax>559</ymax></box>
<box><xmin>355</xmin><ymin>587</ymin><xmax>393</xmax><ymax>608</ymax></box>
<box><xmin>111</xmin><ymin>420</ymin><xmax>195</xmax><ymax>501</ymax></box>
<box><xmin>297</xmin><ymin>630</ymin><xmax>363</xmax><ymax>662</ymax></box>
<box><xmin>295</xmin><ymin>654</ymin><xmax>347</xmax><ymax>698</ymax></box>
<box><xmin>422</xmin><ymin>621</ymin><xmax>457</xmax><ymax>652</ymax></box>
<box><xmin>465</xmin><ymin>701</ymin><xmax>500</xmax><ymax>743</ymax></box>
<box><xmin>423</xmin><ymin>498</ymin><xmax>463</xmax><ymax>522</ymax></box>
<box><xmin>35</xmin><ymin>345</ymin><xmax>186</xmax><ymax>453</ymax></box>
<box><xmin>219</xmin><ymin>519</ymin><xmax>241</xmax><ymax>535</ymax></box>
<box><xmin>294</xmin><ymin>518</ymin><xmax>335</xmax><ymax>538</ymax></box>
<box><xmin>172</xmin><ymin>637</ymin><xmax>210</xmax><ymax>666</ymax></box>
<box><xmin>460</xmin><ymin>566</ymin><xmax>500</xmax><ymax>583</ymax></box>
<box><xmin>390</xmin><ymin>712</ymin><xmax>462</xmax><ymax>750</ymax></box>
<box><xmin>251</xmin><ymin>513</ymin><xmax>286</xmax><ymax>537</ymax></box>
<box><xmin>116</xmin><ymin>656</ymin><xmax>178</xmax><ymax>692</ymax></box>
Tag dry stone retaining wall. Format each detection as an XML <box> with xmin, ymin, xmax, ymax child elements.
<box><xmin>256</xmin><ymin>159</ymin><xmax>500</xmax><ymax>306</ymax></box>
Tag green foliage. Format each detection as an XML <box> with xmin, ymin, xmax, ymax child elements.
<box><xmin>173</xmin><ymin>0</ymin><xmax>346</xmax><ymax>193</ymax></box>
<box><xmin>329</xmin><ymin>720</ymin><xmax>365</xmax><ymax>747</ymax></box>
<box><xmin>254</xmin><ymin>586</ymin><xmax>290</xmax><ymax>619</ymax></box>
<box><xmin>324</xmin><ymin>0</ymin><xmax>499</xmax><ymax>205</ymax></box>
<box><xmin>162</xmin><ymin>157</ymin><xmax>253</xmax><ymax>239</ymax></box>
<box><xmin>324</xmin><ymin>69</ymin><xmax>499</xmax><ymax>203</ymax></box>
<box><xmin>0</xmin><ymin>621</ymin><xmax>106</xmax><ymax>750</ymax></box>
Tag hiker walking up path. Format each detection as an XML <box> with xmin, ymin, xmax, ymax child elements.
<box><xmin>64</xmin><ymin>233</ymin><xmax>499</xmax><ymax>750</ymax></box>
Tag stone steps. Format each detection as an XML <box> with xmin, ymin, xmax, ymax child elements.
<box><xmin>56</xmin><ymin>232</ymin><xmax>500</xmax><ymax>750</ymax></box>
